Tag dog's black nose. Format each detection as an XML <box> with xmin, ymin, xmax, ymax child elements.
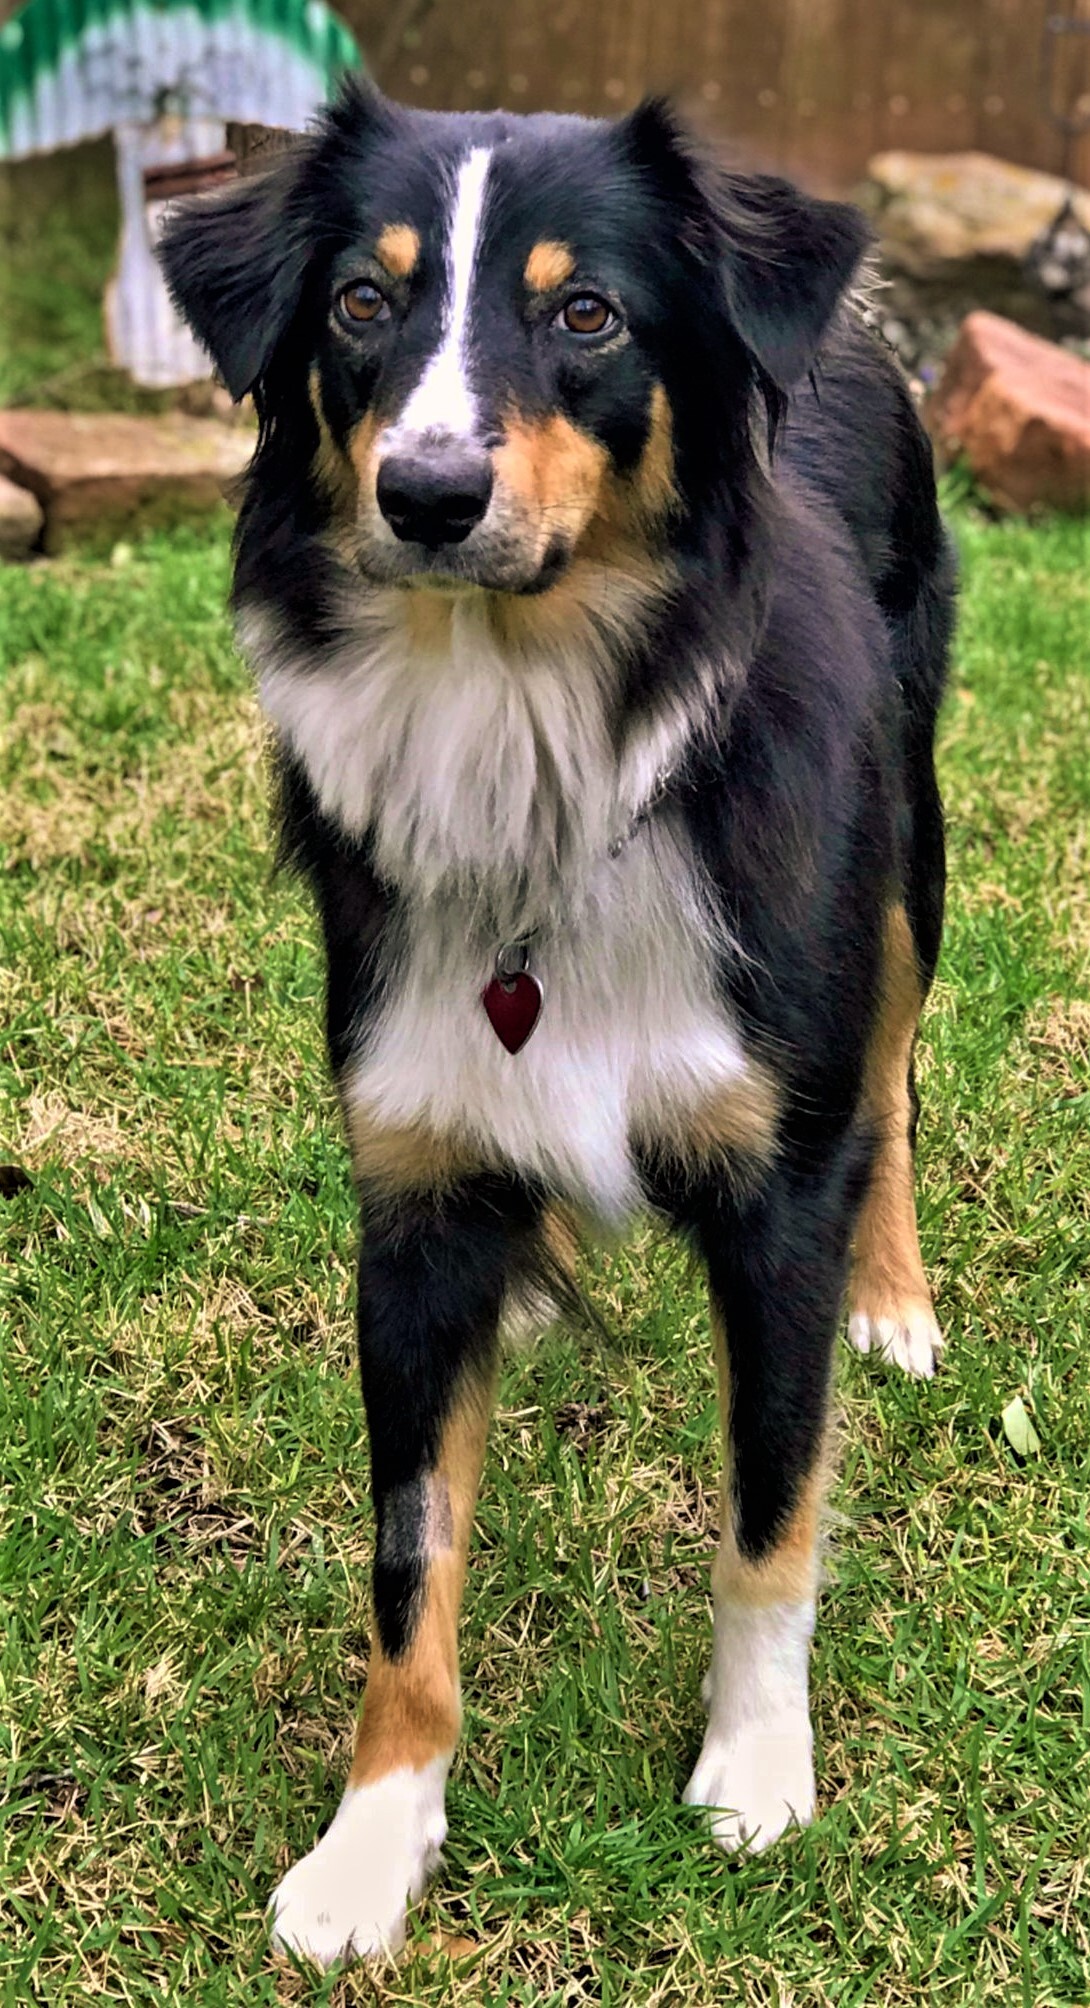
<box><xmin>376</xmin><ymin>446</ymin><xmax>494</xmax><ymax>547</ymax></box>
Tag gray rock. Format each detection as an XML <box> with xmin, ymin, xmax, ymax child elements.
<box><xmin>863</xmin><ymin>151</ymin><xmax>1090</xmax><ymax>342</ymax></box>
<box><xmin>0</xmin><ymin>409</ymin><xmax>253</xmax><ymax>554</ymax></box>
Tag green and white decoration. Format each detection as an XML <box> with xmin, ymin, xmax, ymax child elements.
<box><xmin>0</xmin><ymin>0</ymin><xmax>361</xmax><ymax>385</ymax></box>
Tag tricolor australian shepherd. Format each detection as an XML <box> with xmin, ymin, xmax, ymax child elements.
<box><xmin>160</xmin><ymin>79</ymin><xmax>955</xmax><ymax>1965</ymax></box>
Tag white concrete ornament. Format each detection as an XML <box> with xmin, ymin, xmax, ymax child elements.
<box><xmin>0</xmin><ymin>0</ymin><xmax>362</xmax><ymax>386</ymax></box>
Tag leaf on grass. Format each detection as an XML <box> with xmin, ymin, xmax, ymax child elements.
<box><xmin>86</xmin><ymin>1195</ymin><xmax>113</xmax><ymax>1237</ymax></box>
<box><xmin>1001</xmin><ymin>1395</ymin><xmax>1041</xmax><ymax>1459</ymax></box>
<box><xmin>419</xmin><ymin>1932</ymin><xmax>482</xmax><ymax>1965</ymax></box>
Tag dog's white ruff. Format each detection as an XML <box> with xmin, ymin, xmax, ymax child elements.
<box><xmin>684</xmin><ymin>1598</ymin><xmax>816</xmax><ymax>1851</ymax></box>
<box><xmin>268</xmin><ymin>1756</ymin><xmax>448</xmax><ymax>1967</ymax></box>
<box><xmin>252</xmin><ymin>590</ymin><xmax>717</xmax><ymax>918</ymax></box>
<box><xmin>247</xmin><ymin>593</ymin><xmax>754</xmax><ymax>1225</ymax></box>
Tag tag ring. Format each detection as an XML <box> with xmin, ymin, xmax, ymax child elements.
<box><xmin>495</xmin><ymin>939</ymin><xmax>532</xmax><ymax>984</ymax></box>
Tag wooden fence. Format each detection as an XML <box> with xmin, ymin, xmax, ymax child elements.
<box><xmin>335</xmin><ymin>0</ymin><xmax>1090</xmax><ymax>192</ymax></box>
<box><xmin>1</xmin><ymin>0</ymin><xmax>1087</xmax><ymax>191</ymax></box>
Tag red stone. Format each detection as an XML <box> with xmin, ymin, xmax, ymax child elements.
<box><xmin>926</xmin><ymin>311</ymin><xmax>1090</xmax><ymax>514</ymax></box>
<box><xmin>0</xmin><ymin>409</ymin><xmax>252</xmax><ymax>554</ymax></box>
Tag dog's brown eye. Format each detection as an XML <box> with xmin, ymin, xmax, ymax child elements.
<box><xmin>558</xmin><ymin>294</ymin><xmax>614</xmax><ymax>337</ymax></box>
<box><xmin>339</xmin><ymin>282</ymin><xmax>389</xmax><ymax>326</ymax></box>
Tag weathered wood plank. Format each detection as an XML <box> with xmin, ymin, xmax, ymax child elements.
<box><xmin>335</xmin><ymin>0</ymin><xmax>1089</xmax><ymax>192</ymax></box>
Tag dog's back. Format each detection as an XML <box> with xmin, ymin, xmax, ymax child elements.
<box><xmin>780</xmin><ymin>325</ymin><xmax>954</xmax><ymax>990</ymax></box>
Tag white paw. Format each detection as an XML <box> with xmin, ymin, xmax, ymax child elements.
<box><xmin>683</xmin><ymin>1713</ymin><xmax>815</xmax><ymax>1852</ymax></box>
<box><xmin>848</xmin><ymin>1304</ymin><xmax>943</xmax><ymax>1379</ymax></box>
<box><xmin>269</xmin><ymin>1757</ymin><xmax>448</xmax><ymax>1969</ymax></box>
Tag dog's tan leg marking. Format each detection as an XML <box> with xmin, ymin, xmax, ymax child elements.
<box><xmin>634</xmin><ymin>1061</ymin><xmax>782</xmax><ymax>1187</ymax></box>
<box><xmin>848</xmin><ymin>902</ymin><xmax>942</xmax><ymax>1377</ymax></box>
<box><xmin>343</xmin><ymin>1104</ymin><xmax>480</xmax><ymax>1196</ymax></box>
<box><xmin>501</xmin><ymin>1202</ymin><xmax>581</xmax><ymax>1345</ymax></box>
<box><xmin>269</xmin><ymin>1370</ymin><xmax>495</xmax><ymax>1967</ymax></box>
<box><xmin>683</xmin><ymin>1312</ymin><xmax>825</xmax><ymax>1852</ymax></box>
<box><xmin>351</xmin><ymin>1370</ymin><xmax>494</xmax><ymax>1785</ymax></box>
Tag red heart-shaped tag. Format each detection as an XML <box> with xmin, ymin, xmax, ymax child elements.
<box><xmin>481</xmin><ymin>971</ymin><xmax>544</xmax><ymax>1053</ymax></box>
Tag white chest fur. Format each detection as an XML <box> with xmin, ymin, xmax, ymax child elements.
<box><xmin>245</xmin><ymin>591</ymin><xmax>752</xmax><ymax>1220</ymax></box>
<box><xmin>343</xmin><ymin>826</ymin><xmax>749</xmax><ymax>1223</ymax></box>
<box><xmin>248</xmin><ymin>583</ymin><xmax>718</xmax><ymax>929</ymax></box>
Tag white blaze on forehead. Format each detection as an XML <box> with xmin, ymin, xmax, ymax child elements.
<box><xmin>394</xmin><ymin>146</ymin><xmax>493</xmax><ymax>441</ymax></box>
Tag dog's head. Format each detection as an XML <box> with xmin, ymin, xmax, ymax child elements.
<box><xmin>160</xmin><ymin>83</ymin><xmax>868</xmax><ymax>598</ymax></box>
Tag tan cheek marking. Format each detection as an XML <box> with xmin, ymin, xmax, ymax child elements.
<box><xmin>850</xmin><ymin>901</ymin><xmax>934</xmax><ymax>1323</ymax></box>
<box><xmin>308</xmin><ymin>366</ymin><xmax>358</xmax><ymax>516</ymax></box>
<box><xmin>348</xmin><ymin>410</ymin><xmax>385</xmax><ymax>492</ymax></box>
<box><xmin>710</xmin><ymin>1311</ymin><xmax>832</xmax><ymax>1609</ymax></box>
<box><xmin>350</xmin><ymin>1374</ymin><xmax>494</xmax><ymax>1784</ymax></box>
<box><xmin>376</xmin><ymin>222</ymin><xmax>421</xmax><ymax>280</ymax></box>
<box><xmin>592</xmin><ymin>381</ymin><xmax>678</xmax><ymax>547</ymax></box>
<box><xmin>490</xmin><ymin>395</ymin><xmax>672</xmax><ymax>597</ymax></box>
<box><xmin>344</xmin><ymin>1104</ymin><xmax>479</xmax><ymax>1194</ymax></box>
<box><xmin>524</xmin><ymin>239</ymin><xmax>575</xmax><ymax>293</ymax></box>
<box><xmin>494</xmin><ymin>411</ymin><xmax>609</xmax><ymax>547</ymax></box>
<box><xmin>633</xmin><ymin>382</ymin><xmax>678</xmax><ymax>525</ymax></box>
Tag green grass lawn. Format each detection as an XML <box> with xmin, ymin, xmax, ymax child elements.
<box><xmin>1</xmin><ymin>508</ymin><xmax>1088</xmax><ymax>2006</ymax></box>
<box><xmin>0</xmin><ymin>146</ymin><xmax>121</xmax><ymax>411</ymax></box>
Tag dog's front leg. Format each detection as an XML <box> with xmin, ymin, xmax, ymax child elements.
<box><xmin>270</xmin><ymin>1178</ymin><xmax>535</xmax><ymax>1967</ymax></box>
<box><xmin>683</xmin><ymin>1148</ymin><xmax>860</xmax><ymax>1852</ymax></box>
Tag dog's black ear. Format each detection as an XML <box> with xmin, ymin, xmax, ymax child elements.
<box><xmin>619</xmin><ymin>98</ymin><xmax>870</xmax><ymax>391</ymax></box>
<box><xmin>158</xmin><ymin>158</ymin><xmax>311</xmax><ymax>402</ymax></box>
<box><xmin>715</xmin><ymin>170</ymin><xmax>871</xmax><ymax>391</ymax></box>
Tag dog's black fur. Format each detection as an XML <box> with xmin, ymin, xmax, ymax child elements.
<box><xmin>160</xmin><ymin>81</ymin><xmax>954</xmax><ymax>1961</ymax></box>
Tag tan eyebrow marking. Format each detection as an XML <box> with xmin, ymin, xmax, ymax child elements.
<box><xmin>524</xmin><ymin>239</ymin><xmax>576</xmax><ymax>293</ymax></box>
<box><xmin>375</xmin><ymin>223</ymin><xmax>421</xmax><ymax>279</ymax></box>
